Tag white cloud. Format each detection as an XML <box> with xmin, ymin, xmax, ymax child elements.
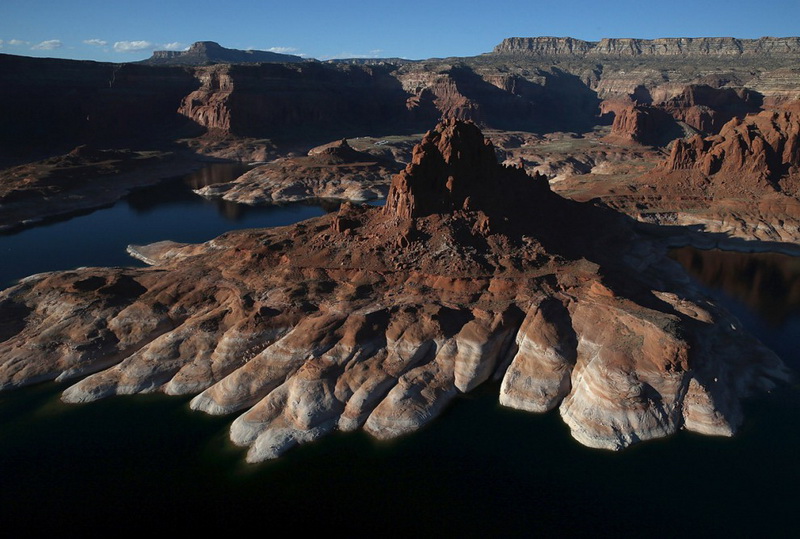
<box><xmin>113</xmin><ymin>40</ymin><xmax>154</xmax><ymax>52</ymax></box>
<box><xmin>10</xmin><ymin>39</ymin><xmax>28</xmax><ymax>46</ymax></box>
<box><xmin>83</xmin><ymin>39</ymin><xmax>108</xmax><ymax>47</ymax></box>
<box><xmin>32</xmin><ymin>39</ymin><xmax>63</xmax><ymax>50</ymax></box>
<box><xmin>161</xmin><ymin>42</ymin><xmax>188</xmax><ymax>51</ymax></box>
<box><xmin>267</xmin><ymin>46</ymin><xmax>298</xmax><ymax>54</ymax></box>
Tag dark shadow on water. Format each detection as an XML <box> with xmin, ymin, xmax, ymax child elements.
<box><xmin>671</xmin><ymin>246</ymin><xmax>800</xmax><ymax>327</ymax></box>
<box><xmin>670</xmin><ymin>245</ymin><xmax>800</xmax><ymax>370</ymax></box>
<box><xmin>1</xmin><ymin>377</ymin><xmax>798</xmax><ymax>536</ymax></box>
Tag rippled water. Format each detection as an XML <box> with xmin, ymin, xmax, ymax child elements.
<box><xmin>0</xmin><ymin>172</ymin><xmax>798</xmax><ymax>535</ymax></box>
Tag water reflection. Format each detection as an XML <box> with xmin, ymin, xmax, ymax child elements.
<box><xmin>126</xmin><ymin>163</ymin><xmax>251</xmax><ymax>216</ymax></box>
<box><xmin>670</xmin><ymin>246</ymin><xmax>800</xmax><ymax>326</ymax></box>
<box><xmin>183</xmin><ymin>163</ymin><xmax>252</xmax><ymax>189</ymax></box>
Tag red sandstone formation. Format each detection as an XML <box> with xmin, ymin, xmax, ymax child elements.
<box><xmin>659</xmin><ymin>85</ymin><xmax>761</xmax><ymax>134</ymax></box>
<box><xmin>0</xmin><ymin>120</ymin><xmax>789</xmax><ymax>461</ymax></box>
<box><xmin>563</xmin><ymin>103</ymin><xmax>800</xmax><ymax>244</ymax></box>
<box><xmin>602</xmin><ymin>85</ymin><xmax>762</xmax><ymax>147</ymax></box>
<box><xmin>385</xmin><ymin>120</ymin><xmax>550</xmax><ymax>218</ymax></box>
<box><xmin>3</xmin><ymin>40</ymin><xmax>799</xmax><ymax>167</ymax></box>
<box><xmin>177</xmin><ymin>63</ymin><xmax>411</xmax><ymax>138</ymax></box>
<box><xmin>664</xmin><ymin>106</ymin><xmax>800</xmax><ymax>187</ymax></box>
<box><xmin>603</xmin><ymin>103</ymin><xmax>678</xmax><ymax>145</ymax></box>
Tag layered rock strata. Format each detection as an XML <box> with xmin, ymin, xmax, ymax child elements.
<box><xmin>603</xmin><ymin>104</ymin><xmax>680</xmax><ymax>146</ymax></box>
<box><xmin>493</xmin><ymin>37</ymin><xmax>800</xmax><ymax>57</ymax></box>
<box><xmin>194</xmin><ymin>139</ymin><xmax>402</xmax><ymax>204</ymax></box>
<box><xmin>142</xmin><ymin>41</ymin><xmax>305</xmax><ymax>66</ymax></box>
<box><xmin>602</xmin><ymin>84</ymin><xmax>763</xmax><ymax>146</ymax></box>
<box><xmin>0</xmin><ymin>120</ymin><xmax>790</xmax><ymax>461</ymax></box>
<box><xmin>178</xmin><ymin>63</ymin><xmax>412</xmax><ymax>137</ymax></box>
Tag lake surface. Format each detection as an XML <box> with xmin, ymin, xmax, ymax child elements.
<box><xmin>1</xmin><ymin>170</ymin><xmax>798</xmax><ymax>536</ymax></box>
<box><xmin>0</xmin><ymin>164</ymin><xmax>325</xmax><ymax>288</ymax></box>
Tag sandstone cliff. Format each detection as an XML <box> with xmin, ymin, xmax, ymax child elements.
<box><xmin>603</xmin><ymin>103</ymin><xmax>681</xmax><ymax>145</ymax></box>
<box><xmin>178</xmin><ymin>62</ymin><xmax>412</xmax><ymax>137</ymax></box>
<box><xmin>4</xmin><ymin>37</ymin><xmax>800</xmax><ymax>165</ymax></box>
<box><xmin>0</xmin><ymin>54</ymin><xmax>198</xmax><ymax>163</ymax></box>
<box><xmin>142</xmin><ymin>41</ymin><xmax>305</xmax><ymax>66</ymax></box>
<box><xmin>0</xmin><ymin>120</ymin><xmax>789</xmax><ymax>461</ymax></box>
<box><xmin>493</xmin><ymin>36</ymin><xmax>800</xmax><ymax>57</ymax></box>
<box><xmin>601</xmin><ymin>84</ymin><xmax>765</xmax><ymax>146</ymax></box>
<box><xmin>664</xmin><ymin>106</ymin><xmax>800</xmax><ymax>185</ymax></box>
<box><xmin>559</xmin><ymin>103</ymin><xmax>800</xmax><ymax>244</ymax></box>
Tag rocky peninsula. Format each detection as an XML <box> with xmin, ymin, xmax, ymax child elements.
<box><xmin>0</xmin><ymin>120</ymin><xmax>790</xmax><ymax>461</ymax></box>
<box><xmin>193</xmin><ymin>138</ymin><xmax>403</xmax><ymax>204</ymax></box>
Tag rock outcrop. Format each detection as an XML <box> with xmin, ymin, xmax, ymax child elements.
<box><xmin>658</xmin><ymin>85</ymin><xmax>762</xmax><ymax>134</ymax></box>
<box><xmin>493</xmin><ymin>37</ymin><xmax>800</xmax><ymax>57</ymax></box>
<box><xmin>0</xmin><ymin>120</ymin><xmax>789</xmax><ymax>461</ymax></box>
<box><xmin>664</xmin><ymin>106</ymin><xmax>800</xmax><ymax>187</ymax></box>
<box><xmin>602</xmin><ymin>84</ymin><xmax>763</xmax><ymax>146</ymax></box>
<box><xmin>177</xmin><ymin>62</ymin><xmax>412</xmax><ymax>137</ymax></box>
<box><xmin>142</xmin><ymin>41</ymin><xmax>306</xmax><ymax>66</ymax></box>
<box><xmin>558</xmin><ymin>103</ymin><xmax>800</xmax><ymax>244</ymax></box>
<box><xmin>385</xmin><ymin>120</ymin><xmax>550</xmax><ymax>218</ymax></box>
<box><xmin>194</xmin><ymin>138</ymin><xmax>403</xmax><ymax>204</ymax></box>
<box><xmin>604</xmin><ymin>103</ymin><xmax>680</xmax><ymax>146</ymax></box>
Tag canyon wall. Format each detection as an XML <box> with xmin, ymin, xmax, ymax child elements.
<box><xmin>493</xmin><ymin>36</ymin><xmax>800</xmax><ymax>57</ymax></box>
<box><xmin>3</xmin><ymin>36</ymin><xmax>800</xmax><ymax>162</ymax></box>
<box><xmin>0</xmin><ymin>54</ymin><xmax>198</xmax><ymax>161</ymax></box>
<box><xmin>178</xmin><ymin>63</ymin><xmax>411</xmax><ymax>137</ymax></box>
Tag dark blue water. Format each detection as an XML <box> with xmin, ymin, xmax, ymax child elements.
<box><xmin>0</xmin><ymin>174</ymin><xmax>798</xmax><ymax>536</ymax></box>
<box><xmin>0</xmin><ymin>164</ymin><xmax>326</xmax><ymax>288</ymax></box>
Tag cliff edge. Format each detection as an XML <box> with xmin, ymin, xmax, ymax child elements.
<box><xmin>493</xmin><ymin>36</ymin><xmax>800</xmax><ymax>57</ymax></box>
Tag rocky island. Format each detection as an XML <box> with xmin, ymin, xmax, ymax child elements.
<box><xmin>0</xmin><ymin>120</ymin><xmax>790</xmax><ymax>461</ymax></box>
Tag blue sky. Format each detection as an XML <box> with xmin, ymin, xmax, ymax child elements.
<box><xmin>1</xmin><ymin>0</ymin><xmax>799</xmax><ymax>62</ymax></box>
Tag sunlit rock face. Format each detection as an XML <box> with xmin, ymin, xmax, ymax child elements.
<box><xmin>0</xmin><ymin>120</ymin><xmax>790</xmax><ymax>461</ymax></box>
<box><xmin>664</xmin><ymin>105</ymin><xmax>800</xmax><ymax>184</ymax></box>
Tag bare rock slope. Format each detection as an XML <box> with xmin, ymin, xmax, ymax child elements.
<box><xmin>555</xmin><ymin>103</ymin><xmax>800</xmax><ymax>246</ymax></box>
<box><xmin>194</xmin><ymin>138</ymin><xmax>403</xmax><ymax>204</ymax></box>
<box><xmin>0</xmin><ymin>120</ymin><xmax>789</xmax><ymax>461</ymax></box>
